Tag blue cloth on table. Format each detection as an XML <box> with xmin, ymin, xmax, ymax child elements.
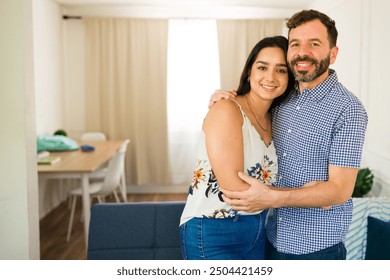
<box><xmin>37</xmin><ymin>135</ymin><xmax>79</xmax><ymax>152</ymax></box>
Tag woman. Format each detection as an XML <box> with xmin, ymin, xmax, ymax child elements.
<box><xmin>179</xmin><ymin>36</ymin><xmax>295</xmax><ymax>260</ymax></box>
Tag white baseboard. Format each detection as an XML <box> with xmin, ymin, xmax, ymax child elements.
<box><xmin>126</xmin><ymin>184</ymin><xmax>188</xmax><ymax>194</ymax></box>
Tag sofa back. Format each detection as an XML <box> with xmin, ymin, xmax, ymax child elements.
<box><xmin>87</xmin><ymin>201</ymin><xmax>185</xmax><ymax>260</ymax></box>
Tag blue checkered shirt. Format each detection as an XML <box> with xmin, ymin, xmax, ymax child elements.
<box><xmin>268</xmin><ymin>69</ymin><xmax>368</xmax><ymax>255</ymax></box>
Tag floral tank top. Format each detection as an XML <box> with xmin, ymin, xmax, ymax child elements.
<box><xmin>180</xmin><ymin>100</ymin><xmax>278</xmax><ymax>226</ymax></box>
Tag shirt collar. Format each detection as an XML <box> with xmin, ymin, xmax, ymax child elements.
<box><xmin>293</xmin><ymin>69</ymin><xmax>338</xmax><ymax>102</ymax></box>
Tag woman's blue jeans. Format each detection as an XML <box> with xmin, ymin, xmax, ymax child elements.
<box><xmin>180</xmin><ymin>211</ymin><xmax>267</xmax><ymax>260</ymax></box>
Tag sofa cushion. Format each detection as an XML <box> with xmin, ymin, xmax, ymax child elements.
<box><xmin>365</xmin><ymin>216</ymin><xmax>390</xmax><ymax>260</ymax></box>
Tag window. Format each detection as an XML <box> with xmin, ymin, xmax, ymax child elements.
<box><xmin>167</xmin><ymin>19</ymin><xmax>220</xmax><ymax>185</ymax></box>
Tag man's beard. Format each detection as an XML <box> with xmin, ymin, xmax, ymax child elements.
<box><xmin>289</xmin><ymin>53</ymin><xmax>330</xmax><ymax>83</ymax></box>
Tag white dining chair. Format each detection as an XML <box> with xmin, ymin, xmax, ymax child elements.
<box><xmin>66</xmin><ymin>149</ymin><xmax>126</xmax><ymax>242</ymax></box>
<box><xmin>81</xmin><ymin>131</ymin><xmax>108</xmax><ymax>180</ymax></box>
<box><xmin>88</xmin><ymin>139</ymin><xmax>130</xmax><ymax>202</ymax></box>
<box><xmin>116</xmin><ymin>139</ymin><xmax>130</xmax><ymax>202</ymax></box>
<box><xmin>66</xmin><ymin>131</ymin><xmax>108</xmax><ymax>209</ymax></box>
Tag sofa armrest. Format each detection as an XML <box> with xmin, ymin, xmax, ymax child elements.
<box><xmin>345</xmin><ymin>197</ymin><xmax>390</xmax><ymax>260</ymax></box>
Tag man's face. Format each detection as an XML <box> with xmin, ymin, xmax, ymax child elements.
<box><xmin>287</xmin><ymin>19</ymin><xmax>338</xmax><ymax>88</ymax></box>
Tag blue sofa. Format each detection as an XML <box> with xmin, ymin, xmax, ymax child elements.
<box><xmin>87</xmin><ymin>197</ymin><xmax>390</xmax><ymax>260</ymax></box>
<box><xmin>87</xmin><ymin>201</ymin><xmax>185</xmax><ymax>260</ymax></box>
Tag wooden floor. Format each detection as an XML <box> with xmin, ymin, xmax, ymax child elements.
<box><xmin>39</xmin><ymin>193</ymin><xmax>187</xmax><ymax>260</ymax></box>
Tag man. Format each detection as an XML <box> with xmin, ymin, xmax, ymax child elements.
<box><xmin>211</xmin><ymin>9</ymin><xmax>368</xmax><ymax>259</ymax></box>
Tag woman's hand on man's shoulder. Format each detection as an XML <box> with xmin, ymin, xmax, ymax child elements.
<box><xmin>208</xmin><ymin>89</ymin><xmax>237</xmax><ymax>108</ymax></box>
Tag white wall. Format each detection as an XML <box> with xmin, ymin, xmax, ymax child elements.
<box><xmin>363</xmin><ymin>0</ymin><xmax>390</xmax><ymax>196</ymax></box>
<box><xmin>34</xmin><ymin>0</ymin><xmax>64</xmax><ymax>135</ymax></box>
<box><xmin>310</xmin><ymin>0</ymin><xmax>390</xmax><ymax>196</ymax></box>
<box><xmin>0</xmin><ymin>0</ymin><xmax>39</xmax><ymax>259</ymax></box>
<box><xmin>33</xmin><ymin>0</ymin><xmax>68</xmax><ymax>218</ymax></box>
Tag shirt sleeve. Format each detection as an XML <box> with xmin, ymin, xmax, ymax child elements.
<box><xmin>329</xmin><ymin>101</ymin><xmax>368</xmax><ymax>168</ymax></box>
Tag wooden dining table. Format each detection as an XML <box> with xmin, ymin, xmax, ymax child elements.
<box><xmin>37</xmin><ymin>140</ymin><xmax>124</xmax><ymax>246</ymax></box>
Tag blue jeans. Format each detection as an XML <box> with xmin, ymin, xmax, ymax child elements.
<box><xmin>265</xmin><ymin>237</ymin><xmax>347</xmax><ymax>260</ymax></box>
<box><xmin>180</xmin><ymin>211</ymin><xmax>267</xmax><ymax>260</ymax></box>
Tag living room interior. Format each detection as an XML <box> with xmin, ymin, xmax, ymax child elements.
<box><xmin>1</xmin><ymin>0</ymin><xmax>389</xmax><ymax>260</ymax></box>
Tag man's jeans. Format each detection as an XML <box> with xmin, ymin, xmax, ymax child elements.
<box><xmin>265</xmin><ymin>237</ymin><xmax>347</xmax><ymax>260</ymax></box>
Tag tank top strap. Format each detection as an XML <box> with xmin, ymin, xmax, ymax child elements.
<box><xmin>230</xmin><ymin>98</ymin><xmax>247</xmax><ymax>118</ymax></box>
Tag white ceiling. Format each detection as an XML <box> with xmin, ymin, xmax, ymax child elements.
<box><xmin>53</xmin><ymin>0</ymin><xmax>314</xmax><ymax>9</ymax></box>
<box><xmin>53</xmin><ymin>0</ymin><xmax>317</xmax><ymax>19</ymax></box>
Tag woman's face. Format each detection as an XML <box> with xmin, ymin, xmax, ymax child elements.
<box><xmin>248</xmin><ymin>47</ymin><xmax>289</xmax><ymax>101</ymax></box>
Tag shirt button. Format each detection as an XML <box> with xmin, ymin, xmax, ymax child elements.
<box><xmin>279</xmin><ymin>217</ymin><xmax>282</xmax><ymax>221</ymax></box>
<box><xmin>287</xmin><ymin>129</ymin><xmax>292</xmax><ymax>133</ymax></box>
<box><xmin>283</xmin><ymin>152</ymin><xmax>287</xmax><ymax>157</ymax></box>
<box><xmin>296</xmin><ymin>106</ymin><xmax>300</xmax><ymax>110</ymax></box>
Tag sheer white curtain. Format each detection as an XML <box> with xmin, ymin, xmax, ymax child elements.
<box><xmin>217</xmin><ymin>19</ymin><xmax>284</xmax><ymax>90</ymax></box>
<box><xmin>167</xmin><ymin>19</ymin><xmax>220</xmax><ymax>186</ymax></box>
<box><xmin>84</xmin><ymin>18</ymin><xmax>170</xmax><ymax>185</ymax></box>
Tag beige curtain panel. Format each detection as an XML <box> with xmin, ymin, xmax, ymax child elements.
<box><xmin>84</xmin><ymin>17</ymin><xmax>171</xmax><ymax>185</ymax></box>
<box><xmin>217</xmin><ymin>19</ymin><xmax>284</xmax><ymax>90</ymax></box>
